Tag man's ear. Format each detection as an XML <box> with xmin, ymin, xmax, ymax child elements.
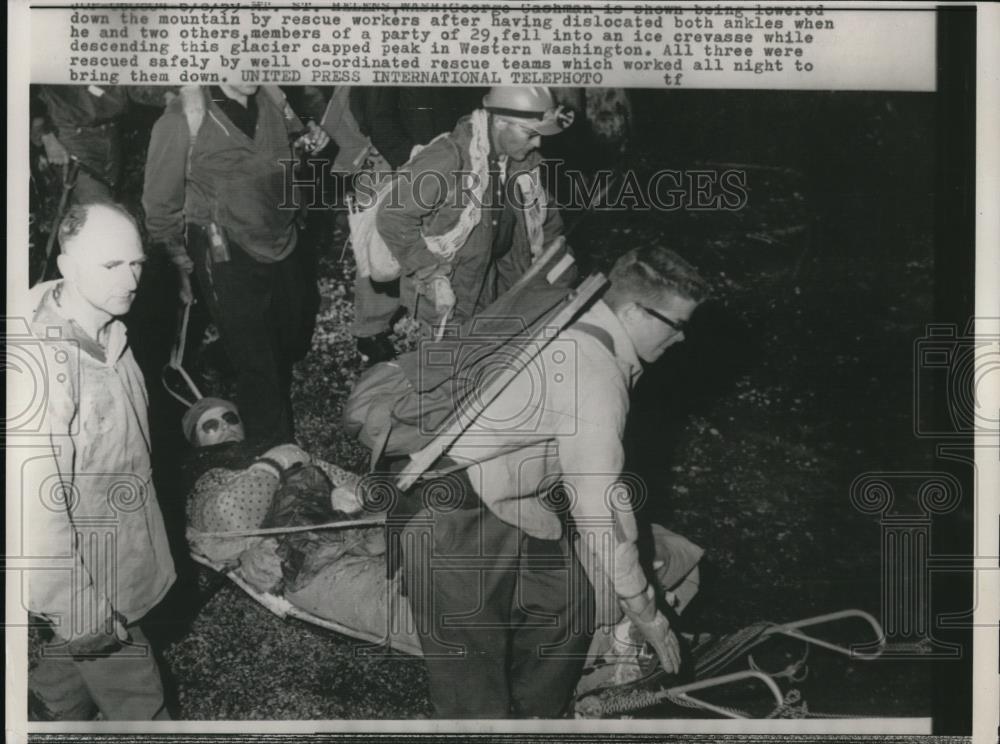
<box><xmin>617</xmin><ymin>301</ymin><xmax>642</xmax><ymax>325</ymax></box>
<box><xmin>55</xmin><ymin>252</ymin><xmax>72</xmax><ymax>281</ymax></box>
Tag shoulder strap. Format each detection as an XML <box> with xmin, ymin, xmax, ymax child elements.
<box><xmin>572</xmin><ymin>322</ymin><xmax>615</xmax><ymax>356</ymax></box>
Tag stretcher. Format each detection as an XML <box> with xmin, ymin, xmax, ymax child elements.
<box><xmin>187</xmin><ymin>458</ymin><xmax>886</xmax><ymax>719</ymax></box>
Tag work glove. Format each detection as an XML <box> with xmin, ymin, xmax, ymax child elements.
<box><xmin>331</xmin><ymin>484</ymin><xmax>364</xmax><ymax>515</ymax></box>
<box><xmin>427</xmin><ymin>275</ymin><xmax>456</xmax><ymax>318</ymax></box>
<box><xmin>621</xmin><ymin>585</ymin><xmax>682</xmax><ymax>675</ymax></box>
<box><xmin>415</xmin><ymin>266</ymin><xmax>456</xmax><ymax>320</ymax></box>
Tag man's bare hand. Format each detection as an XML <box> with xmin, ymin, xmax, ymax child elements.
<box><xmin>41</xmin><ymin>134</ymin><xmax>70</xmax><ymax>166</ymax></box>
<box><xmin>295</xmin><ymin>120</ymin><xmax>331</xmax><ymax>155</ymax></box>
<box><xmin>170</xmin><ymin>253</ymin><xmax>195</xmax><ymax>305</ymax></box>
<box><xmin>176</xmin><ymin>267</ymin><xmax>193</xmax><ymax>305</ymax></box>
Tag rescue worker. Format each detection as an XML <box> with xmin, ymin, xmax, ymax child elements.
<box><xmin>142</xmin><ymin>84</ymin><xmax>328</xmax><ymax>444</ymax></box>
<box><xmin>360</xmin><ymin>86</ymin><xmax>575</xmax><ymax>336</ymax></box>
<box><xmin>31</xmin><ymin>85</ymin><xmax>175</xmax><ymax>203</ymax></box>
<box><xmin>26</xmin><ymin>202</ymin><xmax>176</xmax><ymax>720</ymax></box>
<box><xmin>348</xmin><ymin>86</ymin><xmax>480</xmax><ymax>363</ymax></box>
<box><xmin>395</xmin><ymin>245</ymin><xmax>711</xmax><ymax>717</ymax></box>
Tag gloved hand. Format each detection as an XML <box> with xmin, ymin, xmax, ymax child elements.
<box><xmin>415</xmin><ymin>267</ymin><xmax>455</xmax><ymax>320</ymax></box>
<box><xmin>428</xmin><ymin>275</ymin><xmax>456</xmax><ymax>318</ymax></box>
<box><xmin>331</xmin><ymin>484</ymin><xmax>364</xmax><ymax>515</ymax></box>
<box><xmin>621</xmin><ymin>585</ymin><xmax>682</xmax><ymax>674</ymax></box>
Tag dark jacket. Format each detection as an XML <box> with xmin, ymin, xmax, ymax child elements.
<box><xmin>376</xmin><ymin>115</ymin><xmax>567</xmax><ymax>326</ymax></box>
<box><xmin>354</xmin><ymin>87</ymin><xmax>478</xmax><ymax>170</ymax></box>
<box><xmin>143</xmin><ymin>87</ymin><xmax>302</xmax><ymax>264</ymax></box>
<box><xmin>34</xmin><ymin>85</ymin><xmax>173</xmax><ymax>188</ymax></box>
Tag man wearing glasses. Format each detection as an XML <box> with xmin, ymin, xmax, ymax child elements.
<box><xmin>397</xmin><ymin>245</ymin><xmax>709</xmax><ymax>717</ymax></box>
<box><xmin>362</xmin><ymin>86</ymin><xmax>577</xmax><ymax>339</ymax></box>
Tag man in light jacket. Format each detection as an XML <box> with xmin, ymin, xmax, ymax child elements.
<box><xmin>396</xmin><ymin>244</ymin><xmax>710</xmax><ymax>717</ymax></box>
<box><xmin>26</xmin><ymin>202</ymin><xmax>176</xmax><ymax>720</ymax></box>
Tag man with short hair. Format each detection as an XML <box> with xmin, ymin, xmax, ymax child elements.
<box><xmin>361</xmin><ymin>86</ymin><xmax>576</xmax><ymax>337</ymax></box>
<box><xmin>26</xmin><ymin>202</ymin><xmax>176</xmax><ymax>720</ymax></box>
<box><xmin>396</xmin><ymin>244</ymin><xmax>710</xmax><ymax>718</ymax></box>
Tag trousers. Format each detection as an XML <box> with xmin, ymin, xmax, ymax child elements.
<box><xmin>188</xmin><ymin>224</ymin><xmax>314</xmax><ymax>444</ymax></box>
<box><xmin>351</xmin><ymin>274</ymin><xmax>400</xmax><ymax>338</ymax></box>
<box><xmin>396</xmin><ymin>481</ymin><xmax>594</xmax><ymax>718</ymax></box>
<box><xmin>29</xmin><ymin>625</ymin><xmax>170</xmax><ymax>721</ymax></box>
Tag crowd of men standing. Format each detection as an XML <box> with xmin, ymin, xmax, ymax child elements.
<box><xmin>25</xmin><ymin>83</ymin><xmax>709</xmax><ymax>720</ymax></box>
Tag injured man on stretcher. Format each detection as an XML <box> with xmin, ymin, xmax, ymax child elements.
<box><xmin>185</xmin><ymin>442</ymin><xmax>704</xmax><ymax>700</ymax></box>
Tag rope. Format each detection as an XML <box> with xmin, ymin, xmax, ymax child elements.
<box><xmin>573</xmin><ymin>620</ymin><xmax>857</xmax><ymax>719</ymax></box>
<box><xmin>694</xmin><ymin>622</ymin><xmax>776</xmax><ymax>678</ymax></box>
<box><xmin>748</xmin><ymin>642</ymin><xmax>811</xmax><ymax>682</ymax></box>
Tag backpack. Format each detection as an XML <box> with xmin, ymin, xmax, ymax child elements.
<box><xmin>346</xmin><ymin>132</ymin><xmax>459</xmax><ymax>283</ymax></box>
<box><xmin>343</xmin><ymin>259</ymin><xmax>609</xmax><ymax>471</ymax></box>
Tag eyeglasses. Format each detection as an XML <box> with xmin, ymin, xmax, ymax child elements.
<box><xmin>639</xmin><ymin>305</ymin><xmax>688</xmax><ymax>333</ymax></box>
<box><xmin>201</xmin><ymin>411</ymin><xmax>241</xmax><ymax>433</ymax></box>
<box><xmin>505</xmin><ymin>119</ymin><xmax>542</xmax><ymax>139</ymax></box>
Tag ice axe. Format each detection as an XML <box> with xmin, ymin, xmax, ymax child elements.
<box><xmin>162</xmin><ymin>297</ymin><xmax>247</xmax><ymax>447</ymax></box>
<box><xmin>161</xmin><ymin>297</ymin><xmax>204</xmax><ymax>408</ymax></box>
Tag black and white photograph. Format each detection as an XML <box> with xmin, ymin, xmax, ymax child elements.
<box><xmin>5</xmin><ymin>1</ymin><xmax>997</xmax><ymax>740</ymax></box>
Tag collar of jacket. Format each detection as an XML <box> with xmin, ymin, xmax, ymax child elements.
<box><xmin>29</xmin><ymin>280</ymin><xmax>129</xmax><ymax>365</ymax></box>
<box><xmin>576</xmin><ymin>299</ymin><xmax>644</xmax><ymax>390</ymax></box>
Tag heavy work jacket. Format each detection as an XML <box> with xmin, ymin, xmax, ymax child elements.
<box><xmin>375</xmin><ymin>114</ymin><xmax>567</xmax><ymax>327</ymax></box>
<box><xmin>143</xmin><ymin>87</ymin><xmax>303</xmax><ymax>264</ymax></box>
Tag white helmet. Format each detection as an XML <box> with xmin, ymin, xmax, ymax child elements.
<box><xmin>482</xmin><ymin>86</ymin><xmax>574</xmax><ymax>136</ymax></box>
